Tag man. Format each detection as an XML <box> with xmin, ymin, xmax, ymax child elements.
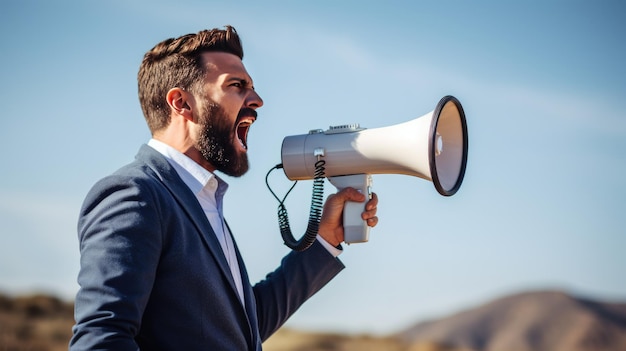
<box><xmin>70</xmin><ymin>26</ymin><xmax>378</xmax><ymax>350</ymax></box>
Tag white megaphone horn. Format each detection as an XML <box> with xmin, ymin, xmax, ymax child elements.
<box><xmin>279</xmin><ymin>95</ymin><xmax>468</xmax><ymax>247</ymax></box>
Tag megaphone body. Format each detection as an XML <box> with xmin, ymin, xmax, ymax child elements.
<box><xmin>280</xmin><ymin>95</ymin><xmax>468</xmax><ymax>244</ymax></box>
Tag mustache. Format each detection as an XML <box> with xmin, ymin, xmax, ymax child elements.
<box><xmin>237</xmin><ymin>107</ymin><xmax>257</xmax><ymax>120</ymax></box>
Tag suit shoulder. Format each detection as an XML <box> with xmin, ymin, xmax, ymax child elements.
<box><xmin>80</xmin><ymin>153</ymin><xmax>174</xmax><ymax>215</ymax></box>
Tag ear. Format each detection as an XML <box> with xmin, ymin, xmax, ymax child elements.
<box><xmin>166</xmin><ymin>87</ymin><xmax>194</xmax><ymax>121</ymax></box>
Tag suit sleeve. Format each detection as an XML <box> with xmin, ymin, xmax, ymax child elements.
<box><xmin>70</xmin><ymin>174</ymin><xmax>163</xmax><ymax>350</ymax></box>
<box><xmin>252</xmin><ymin>240</ymin><xmax>345</xmax><ymax>341</ymax></box>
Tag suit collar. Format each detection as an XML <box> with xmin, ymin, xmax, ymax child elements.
<box><xmin>146</xmin><ymin>138</ymin><xmax>227</xmax><ymax>196</ymax></box>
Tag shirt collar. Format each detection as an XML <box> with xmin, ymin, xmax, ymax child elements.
<box><xmin>147</xmin><ymin>139</ymin><xmax>228</xmax><ymax>196</ymax></box>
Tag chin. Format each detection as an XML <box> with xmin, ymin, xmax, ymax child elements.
<box><xmin>222</xmin><ymin>156</ymin><xmax>249</xmax><ymax>178</ymax></box>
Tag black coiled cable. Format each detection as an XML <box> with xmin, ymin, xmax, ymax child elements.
<box><xmin>265</xmin><ymin>160</ymin><xmax>326</xmax><ymax>251</ymax></box>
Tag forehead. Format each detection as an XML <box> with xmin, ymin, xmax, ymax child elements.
<box><xmin>200</xmin><ymin>51</ymin><xmax>251</xmax><ymax>82</ymax></box>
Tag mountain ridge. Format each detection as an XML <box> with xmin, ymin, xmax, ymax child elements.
<box><xmin>395</xmin><ymin>289</ymin><xmax>626</xmax><ymax>351</ymax></box>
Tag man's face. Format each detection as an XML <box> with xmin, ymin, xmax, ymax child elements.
<box><xmin>194</xmin><ymin>52</ymin><xmax>263</xmax><ymax>177</ymax></box>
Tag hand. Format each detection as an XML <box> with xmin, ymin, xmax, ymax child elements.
<box><xmin>318</xmin><ymin>188</ymin><xmax>379</xmax><ymax>247</ymax></box>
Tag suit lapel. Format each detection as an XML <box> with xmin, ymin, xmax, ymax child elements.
<box><xmin>225</xmin><ymin>220</ymin><xmax>261</xmax><ymax>350</ymax></box>
<box><xmin>136</xmin><ymin>145</ymin><xmax>241</xmax><ymax>303</ymax></box>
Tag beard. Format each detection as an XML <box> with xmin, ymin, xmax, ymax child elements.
<box><xmin>195</xmin><ymin>99</ymin><xmax>249</xmax><ymax>177</ymax></box>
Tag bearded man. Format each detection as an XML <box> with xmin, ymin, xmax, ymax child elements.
<box><xmin>70</xmin><ymin>26</ymin><xmax>378</xmax><ymax>350</ymax></box>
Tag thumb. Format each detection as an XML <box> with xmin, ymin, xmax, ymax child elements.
<box><xmin>323</xmin><ymin>187</ymin><xmax>366</xmax><ymax>220</ymax></box>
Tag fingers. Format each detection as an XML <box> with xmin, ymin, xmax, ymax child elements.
<box><xmin>366</xmin><ymin>216</ymin><xmax>379</xmax><ymax>227</ymax></box>
<box><xmin>322</xmin><ymin>188</ymin><xmax>366</xmax><ymax>220</ymax></box>
<box><xmin>362</xmin><ymin>192</ymin><xmax>379</xmax><ymax>228</ymax></box>
<box><xmin>323</xmin><ymin>189</ymin><xmax>379</xmax><ymax>230</ymax></box>
<box><xmin>365</xmin><ymin>192</ymin><xmax>378</xmax><ymax>211</ymax></box>
<box><xmin>333</xmin><ymin>187</ymin><xmax>367</xmax><ymax>203</ymax></box>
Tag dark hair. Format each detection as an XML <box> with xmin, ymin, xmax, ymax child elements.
<box><xmin>137</xmin><ymin>25</ymin><xmax>244</xmax><ymax>133</ymax></box>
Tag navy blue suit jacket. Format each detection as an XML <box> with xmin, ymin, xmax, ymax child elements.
<box><xmin>70</xmin><ymin>145</ymin><xmax>344</xmax><ymax>350</ymax></box>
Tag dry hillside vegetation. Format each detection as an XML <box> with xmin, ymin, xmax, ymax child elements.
<box><xmin>0</xmin><ymin>293</ymin><xmax>74</xmax><ymax>351</ymax></box>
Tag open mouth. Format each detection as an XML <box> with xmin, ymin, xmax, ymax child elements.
<box><xmin>236</xmin><ymin>118</ymin><xmax>254</xmax><ymax>151</ymax></box>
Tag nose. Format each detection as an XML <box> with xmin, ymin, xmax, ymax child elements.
<box><xmin>246</xmin><ymin>89</ymin><xmax>263</xmax><ymax>109</ymax></box>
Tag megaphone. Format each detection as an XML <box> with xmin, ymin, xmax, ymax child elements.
<box><xmin>278</xmin><ymin>95</ymin><xmax>468</xmax><ymax>247</ymax></box>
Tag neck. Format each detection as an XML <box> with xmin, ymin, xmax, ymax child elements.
<box><xmin>152</xmin><ymin>127</ymin><xmax>216</xmax><ymax>173</ymax></box>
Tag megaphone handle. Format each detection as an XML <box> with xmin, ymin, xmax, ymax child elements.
<box><xmin>328</xmin><ymin>174</ymin><xmax>373</xmax><ymax>244</ymax></box>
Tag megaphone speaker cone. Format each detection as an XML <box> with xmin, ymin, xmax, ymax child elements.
<box><xmin>429</xmin><ymin>95</ymin><xmax>468</xmax><ymax>196</ymax></box>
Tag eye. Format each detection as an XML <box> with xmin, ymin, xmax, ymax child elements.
<box><xmin>231</xmin><ymin>79</ymin><xmax>250</xmax><ymax>88</ymax></box>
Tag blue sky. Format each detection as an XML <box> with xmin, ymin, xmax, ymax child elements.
<box><xmin>1</xmin><ymin>0</ymin><xmax>624</xmax><ymax>335</ymax></box>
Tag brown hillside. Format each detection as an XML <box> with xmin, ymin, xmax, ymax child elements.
<box><xmin>0</xmin><ymin>293</ymin><xmax>74</xmax><ymax>351</ymax></box>
<box><xmin>396</xmin><ymin>290</ymin><xmax>626</xmax><ymax>351</ymax></box>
